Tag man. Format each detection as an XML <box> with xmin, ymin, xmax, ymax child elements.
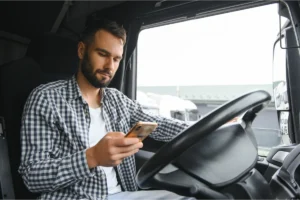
<box><xmin>18</xmin><ymin>18</ymin><xmax>194</xmax><ymax>200</ymax></box>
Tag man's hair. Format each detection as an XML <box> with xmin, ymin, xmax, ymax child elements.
<box><xmin>80</xmin><ymin>18</ymin><xmax>127</xmax><ymax>46</ymax></box>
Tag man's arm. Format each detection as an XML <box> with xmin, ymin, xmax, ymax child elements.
<box><xmin>18</xmin><ymin>89</ymin><xmax>95</xmax><ymax>193</ymax></box>
<box><xmin>120</xmin><ymin>91</ymin><xmax>190</xmax><ymax>142</ymax></box>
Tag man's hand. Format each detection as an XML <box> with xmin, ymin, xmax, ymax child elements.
<box><xmin>86</xmin><ymin>132</ymin><xmax>143</xmax><ymax>168</ymax></box>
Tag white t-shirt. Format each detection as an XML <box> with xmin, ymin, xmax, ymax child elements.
<box><xmin>88</xmin><ymin>106</ymin><xmax>122</xmax><ymax>194</ymax></box>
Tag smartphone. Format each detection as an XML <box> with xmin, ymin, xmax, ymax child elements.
<box><xmin>125</xmin><ymin>121</ymin><xmax>158</xmax><ymax>141</ymax></box>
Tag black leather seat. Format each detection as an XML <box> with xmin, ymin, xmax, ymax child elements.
<box><xmin>0</xmin><ymin>32</ymin><xmax>79</xmax><ymax>199</ymax></box>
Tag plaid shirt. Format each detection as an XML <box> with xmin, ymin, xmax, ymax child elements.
<box><xmin>18</xmin><ymin>75</ymin><xmax>189</xmax><ymax>200</ymax></box>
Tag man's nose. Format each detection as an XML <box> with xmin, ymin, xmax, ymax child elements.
<box><xmin>105</xmin><ymin>57</ymin><xmax>114</xmax><ymax>70</ymax></box>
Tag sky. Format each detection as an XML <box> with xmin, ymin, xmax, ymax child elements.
<box><xmin>137</xmin><ymin>3</ymin><xmax>285</xmax><ymax>86</ymax></box>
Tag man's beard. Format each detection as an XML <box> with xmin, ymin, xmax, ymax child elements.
<box><xmin>81</xmin><ymin>51</ymin><xmax>113</xmax><ymax>88</ymax></box>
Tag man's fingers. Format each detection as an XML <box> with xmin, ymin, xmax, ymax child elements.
<box><xmin>112</xmin><ymin>149</ymin><xmax>139</xmax><ymax>161</ymax></box>
<box><xmin>108</xmin><ymin>142</ymin><xmax>143</xmax><ymax>155</ymax></box>
<box><xmin>115</xmin><ymin>142</ymin><xmax>143</xmax><ymax>153</ymax></box>
<box><xmin>105</xmin><ymin>132</ymin><xmax>140</xmax><ymax>146</ymax></box>
<box><xmin>106</xmin><ymin>132</ymin><xmax>125</xmax><ymax>138</ymax></box>
<box><xmin>113</xmin><ymin>137</ymin><xmax>140</xmax><ymax>146</ymax></box>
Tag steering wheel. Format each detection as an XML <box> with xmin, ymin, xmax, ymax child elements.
<box><xmin>136</xmin><ymin>90</ymin><xmax>271</xmax><ymax>199</ymax></box>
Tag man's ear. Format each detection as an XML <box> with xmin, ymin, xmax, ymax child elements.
<box><xmin>78</xmin><ymin>42</ymin><xmax>86</xmax><ymax>60</ymax></box>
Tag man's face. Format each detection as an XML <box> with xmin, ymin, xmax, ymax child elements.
<box><xmin>79</xmin><ymin>29</ymin><xmax>124</xmax><ymax>88</ymax></box>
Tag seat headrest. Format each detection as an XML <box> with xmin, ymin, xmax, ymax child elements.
<box><xmin>26</xmin><ymin>33</ymin><xmax>79</xmax><ymax>74</ymax></box>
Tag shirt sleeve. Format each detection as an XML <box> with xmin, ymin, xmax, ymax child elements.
<box><xmin>119</xmin><ymin>91</ymin><xmax>190</xmax><ymax>142</ymax></box>
<box><xmin>18</xmin><ymin>88</ymin><xmax>95</xmax><ymax>193</ymax></box>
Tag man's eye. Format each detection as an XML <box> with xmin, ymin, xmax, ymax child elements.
<box><xmin>98</xmin><ymin>52</ymin><xmax>106</xmax><ymax>56</ymax></box>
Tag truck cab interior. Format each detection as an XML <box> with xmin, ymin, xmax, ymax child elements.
<box><xmin>1</xmin><ymin>1</ymin><xmax>300</xmax><ymax>199</ymax></box>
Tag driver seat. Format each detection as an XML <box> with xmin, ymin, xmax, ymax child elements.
<box><xmin>0</xmin><ymin>32</ymin><xmax>78</xmax><ymax>199</ymax></box>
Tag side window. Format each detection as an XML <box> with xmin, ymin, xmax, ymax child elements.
<box><xmin>136</xmin><ymin>3</ymin><xmax>290</xmax><ymax>156</ymax></box>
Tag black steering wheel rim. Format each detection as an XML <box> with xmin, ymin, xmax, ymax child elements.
<box><xmin>136</xmin><ymin>90</ymin><xmax>271</xmax><ymax>189</ymax></box>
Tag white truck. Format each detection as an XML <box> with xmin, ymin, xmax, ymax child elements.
<box><xmin>136</xmin><ymin>91</ymin><xmax>160</xmax><ymax>115</ymax></box>
<box><xmin>136</xmin><ymin>91</ymin><xmax>200</xmax><ymax>124</ymax></box>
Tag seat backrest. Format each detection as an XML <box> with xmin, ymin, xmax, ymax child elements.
<box><xmin>0</xmin><ymin>33</ymin><xmax>79</xmax><ymax>199</ymax></box>
<box><xmin>26</xmin><ymin>32</ymin><xmax>78</xmax><ymax>76</ymax></box>
<box><xmin>0</xmin><ymin>57</ymin><xmax>42</xmax><ymax>199</ymax></box>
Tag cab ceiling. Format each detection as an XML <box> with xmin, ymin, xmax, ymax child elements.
<box><xmin>0</xmin><ymin>1</ymin><xmax>270</xmax><ymax>41</ymax></box>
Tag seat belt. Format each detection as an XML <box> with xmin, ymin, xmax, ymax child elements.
<box><xmin>51</xmin><ymin>0</ymin><xmax>73</xmax><ymax>33</ymax></box>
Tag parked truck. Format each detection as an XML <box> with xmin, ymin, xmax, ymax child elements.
<box><xmin>137</xmin><ymin>91</ymin><xmax>200</xmax><ymax>124</ymax></box>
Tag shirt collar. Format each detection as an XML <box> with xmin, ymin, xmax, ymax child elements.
<box><xmin>67</xmin><ymin>74</ymin><xmax>106</xmax><ymax>104</ymax></box>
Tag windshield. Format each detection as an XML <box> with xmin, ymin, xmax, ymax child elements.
<box><xmin>137</xmin><ymin>3</ymin><xmax>288</xmax><ymax>156</ymax></box>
